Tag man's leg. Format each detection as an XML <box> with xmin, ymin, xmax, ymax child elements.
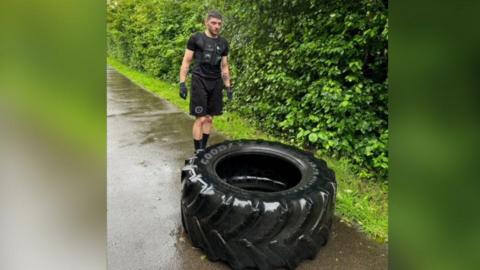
<box><xmin>193</xmin><ymin>116</ymin><xmax>207</xmax><ymax>152</ymax></box>
<box><xmin>203</xmin><ymin>77</ymin><xmax>223</xmax><ymax>148</ymax></box>
<box><xmin>202</xmin><ymin>115</ymin><xmax>213</xmax><ymax>148</ymax></box>
<box><xmin>190</xmin><ymin>74</ymin><xmax>209</xmax><ymax>153</ymax></box>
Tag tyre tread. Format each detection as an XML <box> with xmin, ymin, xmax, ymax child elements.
<box><xmin>180</xmin><ymin>140</ymin><xmax>336</xmax><ymax>269</ymax></box>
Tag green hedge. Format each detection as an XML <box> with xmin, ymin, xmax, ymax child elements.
<box><xmin>107</xmin><ymin>0</ymin><xmax>388</xmax><ymax>180</ymax></box>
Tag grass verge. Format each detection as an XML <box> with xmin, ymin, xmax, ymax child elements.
<box><xmin>107</xmin><ymin>57</ymin><xmax>388</xmax><ymax>242</ymax></box>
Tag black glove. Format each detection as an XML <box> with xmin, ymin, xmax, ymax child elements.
<box><xmin>179</xmin><ymin>82</ymin><xmax>187</xmax><ymax>100</ymax></box>
<box><xmin>226</xmin><ymin>86</ymin><xmax>233</xmax><ymax>101</ymax></box>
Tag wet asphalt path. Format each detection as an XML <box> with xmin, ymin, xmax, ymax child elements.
<box><xmin>107</xmin><ymin>66</ymin><xmax>388</xmax><ymax>270</ymax></box>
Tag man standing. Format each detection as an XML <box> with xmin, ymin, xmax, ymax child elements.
<box><xmin>179</xmin><ymin>11</ymin><xmax>232</xmax><ymax>154</ymax></box>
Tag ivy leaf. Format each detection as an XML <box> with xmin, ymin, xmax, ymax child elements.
<box><xmin>318</xmin><ymin>132</ymin><xmax>329</xmax><ymax>141</ymax></box>
<box><xmin>340</xmin><ymin>100</ymin><xmax>350</xmax><ymax>108</ymax></box>
<box><xmin>345</xmin><ymin>75</ymin><xmax>357</xmax><ymax>82</ymax></box>
<box><xmin>308</xmin><ymin>133</ymin><xmax>318</xmax><ymax>143</ymax></box>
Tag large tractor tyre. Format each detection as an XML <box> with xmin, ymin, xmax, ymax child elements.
<box><xmin>180</xmin><ymin>140</ymin><xmax>336</xmax><ymax>270</ymax></box>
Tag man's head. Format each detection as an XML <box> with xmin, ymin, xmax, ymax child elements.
<box><xmin>204</xmin><ymin>11</ymin><xmax>223</xmax><ymax>37</ymax></box>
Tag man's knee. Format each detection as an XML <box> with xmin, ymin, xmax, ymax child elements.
<box><xmin>204</xmin><ymin>115</ymin><xmax>213</xmax><ymax>123</ymax></box>
<box><xmin>195</xmin><ymin>116</ymin><xmax>208</xmax><ymax>124</ymax></box>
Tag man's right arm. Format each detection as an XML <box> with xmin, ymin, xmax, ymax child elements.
<box><xmin>179</xmin><ymin>49</ymin><xmax>194</xmax><ymax>82</ymax></box>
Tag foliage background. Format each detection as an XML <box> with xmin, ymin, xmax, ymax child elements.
<box><xmin>107</xmin><ymin>0</ymin><xmax>388</xmax><ymax>180</ymax></box>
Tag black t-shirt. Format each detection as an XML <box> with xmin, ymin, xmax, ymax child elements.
<box><xmin>187</xmin><ymin>32</ymin><xmax>229</xmax><ymax>79</ymax></box>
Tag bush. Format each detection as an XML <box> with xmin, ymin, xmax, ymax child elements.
<box><xmin>107</xmin><ymin>0</ymin><xmax>388</xmax><ymax>180</ymax></box>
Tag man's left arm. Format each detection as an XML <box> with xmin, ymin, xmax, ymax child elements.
<box><xmin>221</xmin><ymin>56</ymin><xmax>231</xmax><ymax>88</ymax></box>
<box><xmin>221</xmin><ymin>56</ymin><xmax>233</xmax><ymax>101</ymax></box>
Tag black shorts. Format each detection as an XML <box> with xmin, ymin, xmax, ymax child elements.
<box><xmin>190</xmin><ymin>74</ymin><xmax>224</xmax><ymax>116</ymax></box>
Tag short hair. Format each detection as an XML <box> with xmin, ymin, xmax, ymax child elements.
<box><xmin>206</xmin><ymin>10</ymin><xmax>222</xmax><ymax>21</ymax></box>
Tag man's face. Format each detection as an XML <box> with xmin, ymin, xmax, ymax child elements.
<box><xmin>205</xmin><ymin>17</ymin><xmax>222</xmax><ymax>36</ymax></box>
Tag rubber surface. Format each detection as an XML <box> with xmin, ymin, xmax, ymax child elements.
<box><xmin>180</xmin><ymin>140</ymin><xmax>337</xmax><ymax>270</ymax></box>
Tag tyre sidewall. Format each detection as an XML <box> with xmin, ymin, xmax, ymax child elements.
<box><xmin>195</xmin><ymin>140</ymin><xmax>332</xmax><ymax>200</ymax></box>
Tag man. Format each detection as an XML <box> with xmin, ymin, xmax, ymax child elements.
<box><xmin>179</xmin><ymin>11</ymin><xmax>232</xmax><ymax>154</ymax></box>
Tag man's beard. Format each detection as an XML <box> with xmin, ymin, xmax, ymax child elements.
<box><xmin>208</xmin><ymin>28</ymin><xmax>219</xmax><ymax>37</ymax></box>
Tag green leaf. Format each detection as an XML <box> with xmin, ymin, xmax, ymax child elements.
<box><xmin>308</xmin><ymin>133</ymin><xmax>318</xmax><ymax>143</ymax></box>
<box><xmin>345</xmin><ymin>75</ymin><xmax>357</xmax><ymax>82</ymax></box>
<box><xmin>340</xmin><ymin>100</ymin><xmax>350</xmax><ymax>108</ymax></box>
